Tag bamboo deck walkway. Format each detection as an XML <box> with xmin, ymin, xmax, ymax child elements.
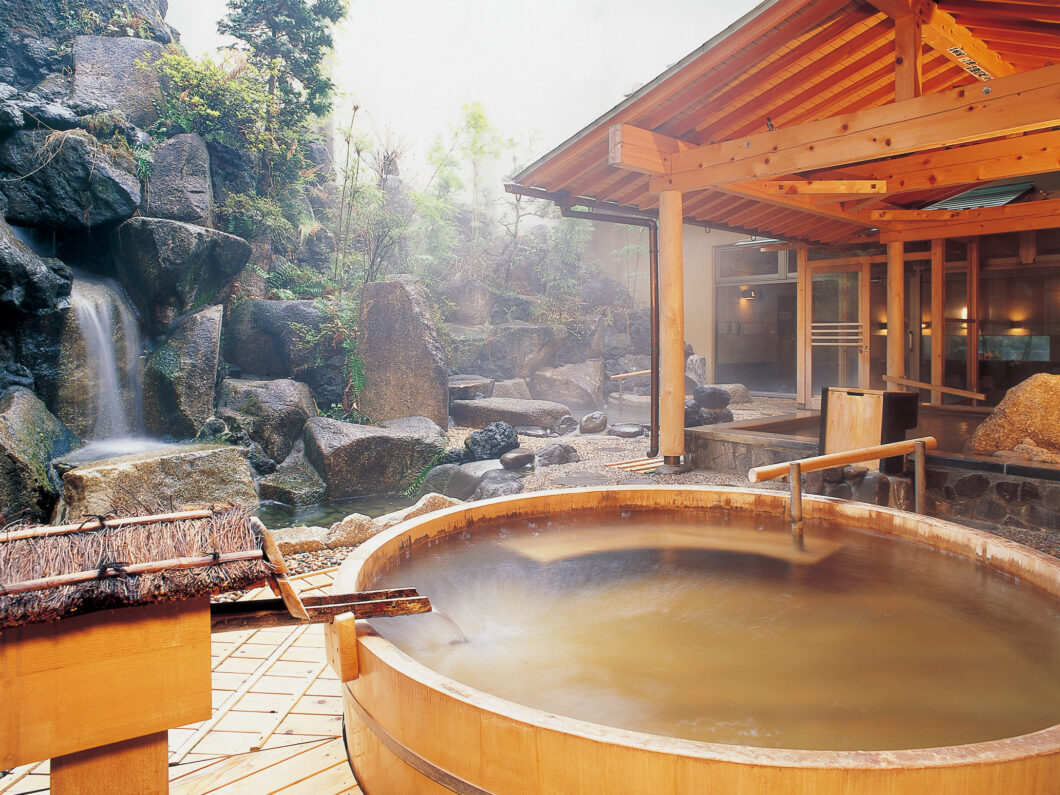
<box><xmin>0</xmin><ymin>569</ymin><xmax>360</xmax><ymax>795</ymax></box>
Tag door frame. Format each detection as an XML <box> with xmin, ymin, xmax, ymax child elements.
<box><xmin>798</xmin><ymin>259</ymin><xmax>871</xmax><ymax>408</ymax></box>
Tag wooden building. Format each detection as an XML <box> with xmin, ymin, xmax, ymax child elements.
<box><xmin>507</xmin><ymin>0</ymin><xmax>1060</xmax><ymax>463</ymax></box>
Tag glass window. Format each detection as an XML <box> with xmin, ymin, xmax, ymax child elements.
<box><xmin>716</xmin><ymin>246</ymin><xmax>781</xmax><ymax>280</ymax></box>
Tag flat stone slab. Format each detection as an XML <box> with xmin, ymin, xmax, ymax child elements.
<box><xmin>450</xmin><ymin>397</ymin><xmax>571</xmax><ymax>429</ymax></box>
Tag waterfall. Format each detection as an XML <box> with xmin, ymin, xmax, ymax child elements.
<box><xmin>66</xmin><ymin>278</ymin><xmax>148</xmax><ymax>449</ymax></box>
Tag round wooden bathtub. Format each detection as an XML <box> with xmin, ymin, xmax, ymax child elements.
<box><xmin>331</xmin><ymin>486</ymin><xmax>1060</xmax><ymax>794</ymax></box>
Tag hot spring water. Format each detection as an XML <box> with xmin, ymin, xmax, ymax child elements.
<box><xmin>368</xmin><ymin>509</ymin><xmax>1060</xmax><ymax>752</ymax></box>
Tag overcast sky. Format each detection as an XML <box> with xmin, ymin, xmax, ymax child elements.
<box><xmin>167</xmin><ymin>0</ymin><xmax>761</xmax><ymax>182</ymax></box>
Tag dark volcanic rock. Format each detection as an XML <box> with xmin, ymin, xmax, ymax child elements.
<box><xmin>0</xmin><ymin>387</ymin><xmax>79</xmax><ymax>522</ymax></box>
<box><xmin>303</xmin><ymin>416</ymin><xmax>446</xmax><ymax>499</ymax></box>
<box><xmin>113</xmin><ymin>218</ymin><xmax>250</xmax><ymax>331</ymax></box>
<box><xmin>693</xmin><ymin>385</ymin><xmax>731</xmax><ymax>409</ymax></box>
<box><xmin>465</xmin><ymin>421</ymin><xmax>518</xmax><ymax>461</ymax></box>
<box><xmin>146</xmin><ymin>133</ymin><xmax>214</xmax><ymax>227</ymax></box>
<box><xmin>0</xmin><ymin>130</ymin><xmax>140</xmax><ymax>228</ymax></box>
<box><xmin>357</xmin><ymin>278</ymin><xmax>449</xmax><ymax>428</ymax></box>
<box><xmin>142</xmin><ymin>304</ymin><xmax>222</xmax><ymax>438</ymax></box>
<box><xmin>216</xmin><ymin>378</ymin><xmax>317</xmax><ymax>463</ymax></box>
<box><xmin>700</xmin><ymin>408</ymin><xmax>734</xmax><ymax>425</ymax></box>
<box><xmin>0</xmin><ymin>216</ymin><xmax>71</xmax><ymax>320</ymax></box>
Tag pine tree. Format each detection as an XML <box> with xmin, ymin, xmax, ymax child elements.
<box><xmin>219</xmin><ymin>0</ymin><xmax>346</xmax><ymax>166</ymax></box>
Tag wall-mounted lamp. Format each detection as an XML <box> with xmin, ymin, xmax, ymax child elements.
<box><xmin>1008</xmin><ymin>320</ymin><xmax>1023</xmax><ymax>330</ymax></box>
<box><xmin>921</xmin><ymin>321</ymin><xmax>930</xmax><ymax>330</ymax></box>
<box><xmin>740</xmin><ymin>288</ymin><xmax>759</xmax><ymax>300</ymax></box>
<box><xmin>877</xmin><ymin>321</ymin><xmax>887</xmax><ymax>331</ymax></box>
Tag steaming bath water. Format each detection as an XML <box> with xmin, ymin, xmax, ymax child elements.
<box><xmin>369</xmin><ymin>510</ymin><xmax>1060</xmax><ymax>752</ymax></box>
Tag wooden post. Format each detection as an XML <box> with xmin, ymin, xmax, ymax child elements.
<box><xmin>930</xmin><ymin>239</ymin><xmax>945</xmax><ymax>404</ymax></box>
<box><xmin>914</xmin><ymin>439</ymin><xmax>927</xmax><ymax>514</ymax></box>
<box><xmin>659</xmin><ymin>190</ymin><xmax>685</xmax><ymax>464</ymax></box>
<box><xmin>52</xmin><ymin>731</ymin><xmax>168</xmax><ymax>795</ymax></box>
<box><xmin>796</xmin><ymin>245</ymin><xmax>810</xmax><ymax>407</ymax></box>
<box><xmin>886</xmin><ymin>241</ymin><xmax>906</xmax><ymax>385</ymax></box>
<box><xmin>894</xmin><ymin>15</ymin><xmax>923</xmax><ymax>102</ymax></box>
<box><xmin>967</xmin><ymin>239</ymin><xmax>980</xmax><ymax>396</ymax></box>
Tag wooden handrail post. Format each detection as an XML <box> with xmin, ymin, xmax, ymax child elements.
<box><xmin>789</xmin><ymin>461</ymin><xmax>804</xmax><ymax>549</ymax></box>
<box><xmin>914</xmin><ymin>439</ymin><xmax>927</xmax><ymax>514</ymax></box>
<box><xmin>748</xmin><ymin>437</ymin><xmax>937</xmax><ymax>483</ymax></box>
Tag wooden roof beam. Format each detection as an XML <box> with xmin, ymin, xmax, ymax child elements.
<box><xmin>762</xmin><ymin>179</ymin><xmax>887</xmax><ymax>194</ymax></box>
<box><xmin>868</xmin><ymin>0</ymin><xmax>1016</xmax><ymax>81</ymax></box>
<box><xmin>877</xmin><ymin>198</ymin><xmax>1060</xmax><ymax>242</ymax></box>
<box><xmin>645</xmin><ymin>62</ymin><xmax>1060</xmax><ymax>193</ymax></box>
<box><xmin>813</xmin><ymin>127</ymin><xmax>1060</xmax><ymax>192</ymax></box>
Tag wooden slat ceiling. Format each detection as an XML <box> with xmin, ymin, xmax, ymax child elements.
<box><xmin>510</xmin><ymin>0</ymin><xmax>1060</xmax><ymax>247</ymax></box>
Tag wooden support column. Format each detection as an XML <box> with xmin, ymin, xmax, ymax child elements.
<box><xmin>659</xmin><ymin>190</ymin><xmax>685</xmax><ymax>463</ymax></box>
<box><xmin>930</xmin><ymin>238</ymin><xmax>944</xmax><ymax>404</ymax></box>
<box><xmin>795</xmin><ymin>245</ymin><xmax>810</xmax><ymax>407</ymax></box>
<box><xmin>887</xmin><ymin>241</ymin><xmax>907</xmax><ymax>385</ymax></box>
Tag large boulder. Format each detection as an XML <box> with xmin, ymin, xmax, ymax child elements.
<box><xmin>0</xmin><ymin>216</ymin><xmax>71</xmax><ymax>320</ymax></box>
<box><xmin>969</xmin><ymin>374</ymin><xmax>1060</xmax><ymax>455</ymax></box>
<box><xmin>449</xmin><ymin>397</ymin><xmax>571</xmax><ymax>429</ymax></box>
<box><xmin>437</xmin><ymin>276</ymin><xmax>496</xmax><ymax>325</ymax></box>
<box><xmin>142</xmin><ymin>305</ymin><xmax>222</xmax><ymax>439</ymax></box>
<box><xmin>357</xmin><ymin>278</ymin><xmax>448</xmax><ymax>427</ymax></box>
<box><xmin>492</xmin><ymin>378</ymin><xmax>531</xmax><ymax>400</ymax></box>
<box><xmin>68</xmin><ymin>36</ymin><xmax>163</xmax><ymax>127</ymax></box>
<box><xmin>216</xmin><ymin>378</ymin><xmax>317</xmax><ymax>463</ymax></box>
<box><xmin>54</xmin><ymin>443</ymin><xmax>258</xmax><ymax>522</ymax></box>
<box><xmin>0</xmin><ymin>387</ymin><xmax>79</xmax><ymax>522</ymax></box>
<box><xmin>449</xmin><ymin>322</ymin><xmax>568</xmax><ymax>379</ymax></box>
<box><xmin>471</xmin><ymin>469</ymin><xmax>524</xmax><ymax>501</ymax></box>
<box><xmin>303</xmin><ymin>416</ymin><xmax>446</xmax><ymax>499</ymax></box>
<box><xmin>258</xmin><ymin>450</ymin><xmax>327</xmax><ymax>507</ymax></box>
<box><xmin>224</xmin><ymin>299</ymin><xmax>345</xmax><ymax>407</ymax></box>
<box><xmin>530</xmin><ymin>358</ymin><xmax>606</xmax><ymax>409</ymax></box>
<box><xmin>113</xmin><ymin>218</ymin><xmax>250</xmax><ymax>330</ymax></box>
<box><xmin>0</xmin><ymin>129</ymin><xmax>140</xmax><ymax>228</ymax></box>
<box><xmin>145</xmin><ymin>133</ymin><xmax>214</xmax><ymax>227</ymax></box>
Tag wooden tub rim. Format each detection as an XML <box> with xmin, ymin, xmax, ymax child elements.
<box><xmin>334</xmin><ymin>484</ymin><xmax>1060</xmax><ymax>771</ymax></box>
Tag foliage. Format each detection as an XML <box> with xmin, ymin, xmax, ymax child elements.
<box><xmin>57</xmin><ymin>2</ymin><xmax>154</xmax><ymax>40</ymax></box>
<box><xmin>153</xmin><ymin>51</ymin><xmax>272</xmax><ymax>154</ymax></box>
<box><xmin>261</xmin><ymin>258</ymin><xmax>331</xmax><ymax>299</ymax></box>
<box><xmin>287</xmin><ymin>297</ymin><xmax>365</xmax><ymax>414</ymax></box>
<box><xmin>218</xmin><ymin>192</ymin><xmax>297</xmax><ymax>250</ymax></box>
<box><xmin>531</xmin><ymin>215</ymin><xmax>596</xmax><ymax>324</ymax></box>
<box><xmin>330</xmin><ymin>108</ymin><xmax>411</xmax><ymax>289</ymax></box>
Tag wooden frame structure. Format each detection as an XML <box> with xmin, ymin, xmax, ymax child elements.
<box><xmin>508</xmin><ymin>0</ymin><xmax>1060</xmax><ymax>456</ymax></box>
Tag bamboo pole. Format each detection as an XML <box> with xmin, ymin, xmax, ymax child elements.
<box><xmin>659</xmin><ymin>189</ymin><xmax>685</xmax><ymax>463</ymax></box>
<box><xmin>0</xmin><ymin>550</ymin><xmax>265</xmax><ymax>596</ymax></box>
<box><xmin>748</xmin><ymin>436</ymin><xmax>937</xmax><ymax>483</ymax></box>
<box><xmin>0</xmin><ymin>509</ymin><xmax>215</xmax><ymax>543</ymax></box>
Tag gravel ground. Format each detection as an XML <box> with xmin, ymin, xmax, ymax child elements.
<box><xmin>274</xmin><ymin>395</ymin><xmax>1059</xmax><ymax>576</ymax></box>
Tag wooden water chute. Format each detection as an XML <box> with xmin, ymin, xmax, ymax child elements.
<box><xmin>0</xmin><ymin>507</ymin><xmax>430</xmax><ymax>794</ymax></box>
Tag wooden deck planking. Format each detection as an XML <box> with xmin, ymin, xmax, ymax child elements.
<box><xmin>0</xmin><ymin>569</ymin><xmax>360</xmax><ymax>795</ymax></box>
